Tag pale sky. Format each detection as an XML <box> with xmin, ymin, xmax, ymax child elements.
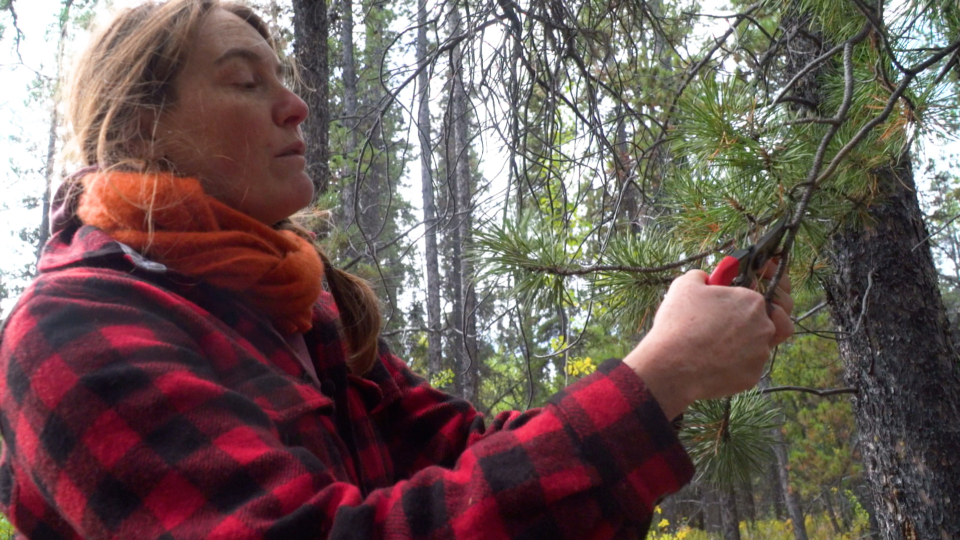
<box><xmin>0</xmin><ymin>0</ymin><xmax>154</xmax><ymax>313</ymax></box>
<box><xmin>1</xmin><ymin>0</ymin><xmax>74</xmax><ymax>311</ymax></box>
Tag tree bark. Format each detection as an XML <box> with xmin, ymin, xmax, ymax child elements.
<box><xmin>822</xmin><ymin>156</ymin><xmax>960</xmax><ymax>540</ymax></box>
<box><xmin>291</xmin><ymin>0</ymin><xmax>330</xmax><ymax>195</ymax></box>
<box><xmin>417</xmin><ymin>0</ymin><xmax>442</xmax><ymax>380</ymax></box>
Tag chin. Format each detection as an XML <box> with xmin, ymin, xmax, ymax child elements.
<box><xmin>267</xmin><ymin>190</ymin><xmax>315</xmax><ymax>226</ymax></box>
<box><xmin>290</xmin><ymin>175</ymin><xmax>316</xmax><ymax>213</ymax></box>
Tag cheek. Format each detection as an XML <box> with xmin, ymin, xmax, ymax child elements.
<box><xmin>195</xmin><ymin>116</ymin><xmax>261</xmax><ymax>180</ymax></box>
<box><xmin>210</xmin><ymin>117</ymin><xmax>257</xmax><ymax>163</ymax></box>
<box><xmin>161</xmin><ymin>96</ymin><xmax>271</xmax><ymax>205</ymax></box>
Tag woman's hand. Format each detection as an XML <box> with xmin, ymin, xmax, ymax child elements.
<box><xmin>623</xmin><ymin>263</ymin><xmax>794</xmax><ymax>420</ymax></box>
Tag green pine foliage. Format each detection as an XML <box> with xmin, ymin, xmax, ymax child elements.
<box><xmin>680</xmin><ymin>390</ymin><xmax>779</xmax><ymax>488</ymax></box>
<box><xmin>471</xmin><ymin>0</ymin><xmax>960</xmax><ymax>522</ymax></box>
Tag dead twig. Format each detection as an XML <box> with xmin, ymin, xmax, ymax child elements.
<box><xmin>761</xmin><ymin>385</ymin><xmax>859</xmax><ymax>397</ymax></box>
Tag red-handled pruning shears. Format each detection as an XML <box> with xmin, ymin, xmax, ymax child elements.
<box><xmin>707</xmin><ymin>216</ymin><xmax>789</xmax><ymax>287</ymax></box>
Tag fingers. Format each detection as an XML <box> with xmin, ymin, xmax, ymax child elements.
<box><xmin>770</xmin><ymin>283</ymin><xmax>793</xmax><ymax>317</ymax></box>
<box><xmin>759</xmin><ymin>260</ymin><xmax>793</xmax><ymax>317</ymax></box>
<box><xmin>675</xmin><ymin>269</ymin><xmax>709</xmax><ymax>287</ymax></box>
<box><xmin>674</xmin><ymin>265</ymin><xmax>794</xmax><ymax>348</ymax></box>
<box><xmin>760</xmin><ymin>260</ymin><xmax>794</xmax><ymax>344</ymax></box>
<box><xmin>768</xmin><ymin>303</ymin><xmax>794</xmax><ymax>346</ymax></box>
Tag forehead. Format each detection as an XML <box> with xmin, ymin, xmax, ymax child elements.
<box><xmin>188</xmin><ymin>8</ymin><xmax>276</xmax><ymax>67</ymax></box>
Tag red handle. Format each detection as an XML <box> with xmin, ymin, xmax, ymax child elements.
<box><xmin>708</xmin><ymin>256</ymin><xmax>740</xmax><ymax>286</ymax></box>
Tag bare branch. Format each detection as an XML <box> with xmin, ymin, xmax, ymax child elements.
<box><xmin>3</xmin><ymin>0</ymin><xmax>26</xmax><ymax>65</ymax></box>
<box><xmin>761</xmin><ymin>386</ymin><xmax>859</xmax><ymax>397</ymax></box>
<box><xmin>768</xmin><ymin>33</ymin><xmax>869</xmax><ymax>300</ymax></box>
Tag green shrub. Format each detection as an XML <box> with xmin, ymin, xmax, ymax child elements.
<box><xmin>0</xmin><ymin>514</ymin><xmax>15</xmax><ymax>540</ymax></box>
<box><xmin>647</xmin><ymin>506</ymin><xmax>870</xmax><ymax>540</ymax></box>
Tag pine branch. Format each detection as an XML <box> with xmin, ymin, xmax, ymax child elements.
<box><xmin>762</xmin><ymin>21</ymin><xmax>960</xmax><ymax>310</ymax></box>
<box><xmin>807</xmin><ymin>46</ymin><xmax>959</xmax><ymax>195</ymax></box>
<box><xmin>784</xmin><ymin>117</ymin><xmax>842</xmax><ymax>126</ymax></box>
<box><xmin>647</xmin><ymin>3</ymin><xmax>764</xmax><ymax>169</ymax></box>
<box><xmin>770</xmin><ymin>25</ymin><xmax>868</xmax><ymax>108</ymax></box>
<box><xmin>846</xmin><ymin>0</ymin><xmax>910</xmax><ymax>76</ymax></box>
<box><xmin>520</xmin><ymin>241</ymin><xmax>733</xmax><ymax>277</ymax></box>
<box><xmin>768</xmin><ymin>33</ymin><xmax>869</xmax><ymax>300</ymax></box>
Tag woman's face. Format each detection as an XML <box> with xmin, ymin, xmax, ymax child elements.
<box><xmin>154</xmin><ymin>8</ymin><xmax>313</xmax><ymax>225</ymax></box>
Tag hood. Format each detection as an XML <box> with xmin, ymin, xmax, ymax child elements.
<box><xmin>38</xmin><ymin>167</ymin><xmax>156</xmax><ymax>275</ymax></box>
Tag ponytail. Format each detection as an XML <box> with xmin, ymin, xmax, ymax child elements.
<box><xmin>277</xmin><ymin>219</ymin><xmax>382</xmax><ymax>375</ymax></box>
<box><xmin>317</xmin><ymin>250</ymin><xmax>382</xmax><ymax>374</ymax></box>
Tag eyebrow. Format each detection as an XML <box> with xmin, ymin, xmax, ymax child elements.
<box><xmin>213</xmin><ymin>47</ymin><xmax>283</xmax><ymax>76</ymax></box>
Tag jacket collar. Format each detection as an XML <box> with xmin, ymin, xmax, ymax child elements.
<box><xmin>40</xmin><ymin>168</ymin><xmax>171</xmax><ymax>276</ymax></box>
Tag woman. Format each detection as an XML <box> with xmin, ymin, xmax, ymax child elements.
<box><xmin>0</xmin><ymin>1</ymin><xmax>794</xmax><ymax>539</ymax></box>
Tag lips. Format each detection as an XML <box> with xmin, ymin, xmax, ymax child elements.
<box><xmin>276</xmin><ymin>141</ymin><xmax>306</xmax><ymax>158</ymax></box>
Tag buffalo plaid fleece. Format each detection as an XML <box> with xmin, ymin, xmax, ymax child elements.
<box><xmin>0</xmin><ymin>224</ymin><xmax>694</xmax><ymax>540</ymax></box>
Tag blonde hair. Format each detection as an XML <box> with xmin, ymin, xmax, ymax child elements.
<box><xmin>66</xmin><ymin>0</ymin><xmax>382</xmax><ymax>374</ymax></box>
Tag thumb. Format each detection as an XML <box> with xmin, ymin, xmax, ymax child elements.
<box><xmin>675</xmin><ymin>269</ymin><xmax>709</xmax><ymax>287</ymax></box>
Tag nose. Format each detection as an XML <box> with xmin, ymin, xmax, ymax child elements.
<box><xmin>275</xmin><ymin>87</ymin><xmax>309</xmax><ymax>127</ymax></box>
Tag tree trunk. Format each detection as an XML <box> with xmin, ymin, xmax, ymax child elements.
<box><xmin>702</xmin><ymin>483</ymin><xmax>721</xmax><ymax>535</ymax></box>
<box><xmin>739</xmin><ymin>481</ymin><xmax>756</xmax><ymax>523</ymax></box>
<box><xmin>769</xmin><ymin>461</ymin><xmax>786</xmax><ymax>520</ymax></box>
<box><xmin>35</xmin><ymin>0</ymin><xmax>75</xmax><ymax>270</ymax></box>
<box><xmin>823</xmin><ymin>488</ymin><xmax>843</xmax><ymax>535</ymax></box>
<box><xmin>417</xmin><ymin>0</ymin><xmax>442</xmax><ymax>380</ymax></box>
<box><xmin>36</xmin><ymin>96</ymin><xmax>57</xmax><ymax>269</ymax></box>
<box><xmin>447</xmin><ymin>1</ymin><xmax>478</xmax><ymax>404</ymax></box>
<box><xmin>291</xmin><ymin>0</ymin><xmax>330</xmax><ymax>195</ymax></box>
<box><xmin>659</xmin><ymin>493</ymin><xmax>679</xmax><ymax>533</ymax></box>
<box><xmin>443</xmin><ymin>105</ymin><xmax>464</xmax><ymax>398</ymax></box>
<box><xmin>354</xmin><ymin>0</ymin><xmax>388</xmax><ymax>275</ymax></box>
<box><xmin>719</xmin><ymin>486</ymin><xmax>741</xmax><ymax>540</ymax></box>
<box><xmin>822</xmin><ymin>156</ymin><xmax>960</xmax><ymax>539</ymax></box>
<box><xmin>558</xmin><ymin>302</ymin><xmax>569</xmax><ymax>385</ymax></box>
<box><xmin>772</xmin><ymin>424</ymin><xmax>809</xmax><ymax>540</ymax></box>
<box><xmin>338</xmin><ymin>0</ymin><xmax>359</xmax><ymax>250</ymax></box>
<box><xmin>613</xmin><ymin>102</ymin><xmax>638</xmax><ymax>234</ymax></box>
<box><xmin>692</xmin><ymin>484</ymin><xmax>705</xmax><ymax>531</ymax></box>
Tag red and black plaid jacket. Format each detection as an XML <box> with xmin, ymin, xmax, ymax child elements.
<box><xmin>0</xmin><ymin>223</ymin><xmax>694</xmax><ymax>540</ymax></box>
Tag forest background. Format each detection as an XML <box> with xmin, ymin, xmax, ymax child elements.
<box><xmin>1</xmin><ymin>0</ymin><xmax>960</xmax><ymax>538</ymax></box>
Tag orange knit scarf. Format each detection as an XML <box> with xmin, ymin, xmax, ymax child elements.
<box><xmin>77</xmin><ymin>171</ymin><xmax>323</xmax><ymax>335</ymax></box>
